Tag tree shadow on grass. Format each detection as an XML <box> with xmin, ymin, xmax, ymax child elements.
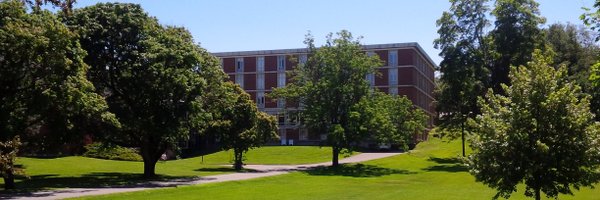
<box><xmin>194</xmin><ymin>167</ymin><xmax>258</xmax><ymax>173</ymax></box>
<box><xmin>0</xmin><ymin>172</ymin><xmax>195</xmax><ymax>195</ymax></box>
<box><xmin>423</xmin><ymin>156</ymin><xmax>468</xmax><ymax>173</ymax></box>
<box><xmin>303</xmin><ymin>164</ymin><xmax>416</xmax><ymax>178</ymax></box>
<box><xmin>427</xmin><ymin>157</ymin><xmax>462</xmax><ymax>164</ymax></box>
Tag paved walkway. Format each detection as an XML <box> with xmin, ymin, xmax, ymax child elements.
<box><xmin>3</xmin><ymin>152</ymin><xmax>401</xmax><ymax>200</ymax></box>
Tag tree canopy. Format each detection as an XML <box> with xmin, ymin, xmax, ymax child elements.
<box><xmin>349</xmin><ymin>92</ymin><xmax>428</xmax><ymax>151</ymax></box>
<box><xmin>434</xmin><ymin>0</ymin><xmax>490</xmax><ymax>156</ymax></box>
<box><xmin>468</xmin><ymin>50</ymin><xmax>600</xmax><ymax>200</ymax></box>
<box><xmin>490</xmin><ymin>0</ymin><xmax>545</xmax><ymax>93</ymax></box>
<box><xmin>210</xmin><ymin>83</ymin><xmax>278</xmax><ymax>170</ymax></box>
<box><xmin>0</xmin><ymin>0</ymin><xmax>118</xmax><ymax>188</ymax></box>
<box><xmin>63</xmin><ymin>2</ymin><xmax>214</xmax><ymax>177</ymax></box>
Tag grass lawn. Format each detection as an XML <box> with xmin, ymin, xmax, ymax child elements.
<box><xmin>1</xmin><ymin>146</ymin><xmax>342</xmax><ymax>192</ymax></box>
<box><xmin>77</xmin><ymin>138</ymin><xmax>600</xmax><ymax>200</ymax></box>
<box><xmin>199</xmin><ymin>146</ymin><xmax>352</xmax><ymax>165</ymax></box>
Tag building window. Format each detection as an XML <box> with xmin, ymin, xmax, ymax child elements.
<box><xmin>299</xmin><ymin>129</ymin><xmax>308</xmax><ymax>141</ymax></box>
<box><xmin>277</xmin><ymin>72</ymin><xmax>286</xmax><ymax>88</ymax></box>
<box><xmin>367</xmin><ymin>51</ymin><xmax>375</xmax><ymax>57</ymax></box>
<box><xmin>278</xmin><ymin>114</ymin><xmax>285</xmax><ymax>125</ymax></box>
<box><xmin>299</xmin><ymin>54</ymin><xmax>308</xmax><ymax>65</ymax></box>
<box><xmin>388</xmin><ymin>50</ymin><xmax>398</xmax><ymax>66</ymax></box>
<box><xmin>277</xmin><ymin>98</ymin><xmax>286</xmax><ymax>108</ymax></box>
<box><xmin>389</xmin><ymin>68</ymin><xmax>398</xmax><ymax>85</ymax></box>
<box><xmin>220</xmin><ymin>58</ymin><xmax>224</xmax><ymax>69</ymax></box>
<box><xmin>277</xmin><ymin>55</ymin><xmax>286</xmax><ymax>71</ymax></box>
<box><xmin>235</xmin><ymin>74</ymin><xmax>244</xmax><ymax>88</ymax></box>
<box><xmin>389</xmin><ymin>87</ymin><xmax>398</xmax><ymax>95</ymax></box>
<box><xmin>257</xmin><ymin>74</ymin><xmax>265</xmax><ymax>90</ymax></box>
<box><xmin>366</xmin><ymin>73</ymin><xmax>375</xmax><ymax>87</ymax></box>
<box><xmin>299</xmin><ymin>97</ymin><xmax>305</xmax><ymax>108</ymax></box>
<box><xmin>257</xmin><ymin>92</ymin><xmax>265</xmax><ymax>108</ymax></box>
<box><xmin>235</xmin><ymin>57</ymin><xmax>244</xmax><ymax>72</ymax></box>
<box><xmin>257</xmin><ymin>56</ymin><xmax>265</xmax><ymax>72</ymax></box>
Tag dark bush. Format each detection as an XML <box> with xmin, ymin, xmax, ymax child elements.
<box><xmin>83</xmin><ymin>143</ymin><xmax>142</xmax><ymax>161</ymax></box>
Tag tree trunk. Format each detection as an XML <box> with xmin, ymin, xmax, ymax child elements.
<box><xmin>3</xmin><ymin>170</ymin><xmax>15</xmax><ymax>190</ymax></box>
<box><xmin>143</xmin><ymin>157</ymin><xmax>158</xmax><ymax>178</ymax></box>
<box><xmin>332</xmin><ymin>147</ymin><xmax>340</xmax><ymax>167</ymax></box>
<box><xmin>461</xmin><ymin>120</ymin><xmax>466</xmax><ymax>157</ymax></box>
<box><xmin>234</xmin><ymin>149</ymin><xmax>243</xmax><ymax>171</ymax></box>
<box><xmin>141</xmin><ymin>142</ymin><xmax>161</xmax><ymax>178</ymax></box>
<box><xmin>535</xmin><ymin>188</ymin><xmax>541</xmax><ymax>200</ymax></box>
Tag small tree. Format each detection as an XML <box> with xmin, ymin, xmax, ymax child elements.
<box><xmin>468</xmin><ymin>50</ymin><xmax>600</xmax><ymax>200</ymax></box>
<box><xmin>0</xmin><ymin>136</ymin><xmax>21</xmax><ymax>190</ymax></box>
<box><xmin>349</xmin><ymin>92</ymin><xmax>428</xmax><ymax>150</ymax></box>
<box><xmin>272</xmin><ymin>30</ymin><xmax>382</xmax><ymax>167</ymax></box>
<box><xmin>211</xmin><ymin>83</ymin><xmax>278</xmax><ymax>170</ymax></box>
<box><xmin>434</xmin><ymin>0</ymin><xmax>490</xmax><ymax>157</ymax></box>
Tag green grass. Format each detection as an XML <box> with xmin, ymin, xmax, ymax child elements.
<box><xmin>77</xmin><ymin>139</ymin><xmax>600</xmax><ymax>200</ymax></box>
<box><xmin>199</xmin><ymin>146</ymin><xmax>351</xmax><ymax>165</ymax></box>
<box><xmin>1</xmin><ymin>146</ymin><xmax>341</xmax><ymax>192</ymax></box>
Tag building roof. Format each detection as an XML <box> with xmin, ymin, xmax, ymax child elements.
<box><xmin>211</xmin><ymin>42</ymin><xmax>438</xmax><ymax>70</ymax></box>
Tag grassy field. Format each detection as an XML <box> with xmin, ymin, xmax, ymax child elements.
<box><xmin>1</xmin><ymin>146</ymin><xmax>341</xmax><ymax>191</ymax></box>
<box><xmin>198</xmin><ymin>146</ymin><xmax>351</xmax><ymax>165</ymax></box>
<box><xmin>78</xmin><ymin>139</ymin><xmax>600</xmax><ymax>200</ymax></box>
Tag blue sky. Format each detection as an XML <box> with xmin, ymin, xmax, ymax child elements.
<box><xmin>73</xmin><ymin>0</ymin><xmax>596</xmax><ymax>65</ymax></box>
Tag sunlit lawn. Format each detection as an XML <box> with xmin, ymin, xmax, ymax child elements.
<box><xmin>0</xmin><ymin>146</ymin><xmax>344</xmax><ymax>192</ymax></box>
<box><xmin>77</xmin><ymin>138</ymin><xmax>600</xmax><ymax>200</ymax></box>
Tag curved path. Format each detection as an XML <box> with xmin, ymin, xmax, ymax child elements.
<box><xmin>4</xmin><ymin>152</ymin><xmax>401</xmax><ymax>200</ymax></box>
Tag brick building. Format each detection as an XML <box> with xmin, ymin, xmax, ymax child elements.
<box><xmin>212</xmin><ymin>43</ymin><xmax>436</xmax><ymax>146</ymax></box>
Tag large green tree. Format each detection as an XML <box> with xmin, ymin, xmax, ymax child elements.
<box><xmin>0</xmin><ymin>0</ymin><xmax>117</xmax><ymax>188</ymax></box>
<box><xmin>210</xmin><ymin>83</ymin><xmax>278</xmax><ymax>170</ymax></box>
<box><xmin>468</xmin><ymin>50</ymin><xmax>600</xmax><ymax>200</ymax></box>
<box><xmin>63</xmin><ymin>3</ymin><xmax>213</xmax><ymax>177</ymax></box>
<box><xmin>581</xmin><ymin>1</ymin><xmax>600</xmax><ymax>121</ymax></box>
<box><xmin>545</xmin><ymin>23</ymin><xmax>600</xmax><ymax>120</ymax></box>
<box><xmin>490</xmin><ymin>0</ymin><xmax>545</xmax><ymax>93</ymax></box>
<box><xmin>272</xmin><ymin>30</ymin><xmax>382</xmax><ymax>166</ymax></box>
<box><xmin>434</xmin><ymin>0</ymin><xmax>490</xmax><ymax>156</ymax></box>
<box><xmin>591</xmin><ymin>64</ymin><xmax>600</xmax><ymax>120</ymax></box>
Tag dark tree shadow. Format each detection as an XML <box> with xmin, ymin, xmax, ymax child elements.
<box><xmin>423</xmin><ymin>165</ymin><xmax>468</xmax><ymax>172</ymax></box>
<box><xmin>427</xmin><ymin>157</ymin><xmax>462</xmax><ymax>164</ymax></box>
<box><xmin>0</xmin><ymin>172</ymin><xmax>195</xmax><ymax>195</ymax></box>
<box><xmin>194</xmin><ymin>167</ymin><xmax>258</xmax><ymax>173</ymax></box>
<box><xmin>423</xmin><ymin>156</ymin><xmax>468</xmax><ymax>172</ymax></box>
<box><xmin>303</xmin><ymin>164</ymin><xmax>416</xmax><ymax>178</ymax></box>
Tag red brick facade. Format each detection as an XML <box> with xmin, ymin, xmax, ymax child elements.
<box><xmin>213</xmin><ymin>43</ymin><xmax>436</xmax><ymax>145</ymax></box>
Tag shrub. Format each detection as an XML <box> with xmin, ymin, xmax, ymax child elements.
<box><xmin>83</xmin><ymin>143</ymin><xmax>142</xmax><ymax>161</ymax></box>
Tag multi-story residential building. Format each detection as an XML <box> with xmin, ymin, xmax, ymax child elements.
<box><xmin>212</xmin><ymin>43</ymin><xmax>436</xmax><ymax>146</ymax></box>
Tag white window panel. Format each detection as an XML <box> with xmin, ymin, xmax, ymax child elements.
<box><xmin>257</xmin><ymin>92</ymin><xmax>265</xmax><ymax>108</ymax></box>
<box><xmin>277</xmin><ymin>72</ymin><xmax>286</xmax><ymax>88</ymax></box>
<box><xmin>235</xmin><ymin>74</ymin><xmax>244</xmax><ymax>88</ymax></box>
<box><xmin>257</xmin><ymin>74</ymin><xmax>265</xmax><ymax>90</ymax></box>
<box><xmin>389</xmin><ymin>87</ymin><xmax>398</xmax><ymax>95</ymax></box>
<box><xmin>235</xmin><ymin>57</ymin><xmax>244</xmax><ymax>72</ymax></box>
<box><xmin>388</xmin><ymin>68</ymin><xmax>398</xmax><ymax>85</ymax></box>
<box><xmin>257</xmin><ymin>56</ymin><xmax>265</xmax><ymax>72</ymax></box>
<box><xmin>388</xmin><ymin>50</ymin><xmax>398</xmax><ymax>66</ymax></box>
<box><xmin>277</xmin><ymin>55</ymin><xmax>286</xmax><ymax>71</ymax></box>
<box><xmin>366</xmin><ymin>73</ymin><xmax>375</xmax><ymax>87</ymax></box>
<box><xmin>299</xmin><ymin>129</ymin><xmax>308</xmax><ymax>141</ymax></box>
<box><xmin>277</xmin><ymin>98</ymin><xmax>286</xmax><ymax>108</ymax></box>
<box><xmin>299</xmin><ymin>54</ymin><xmax>308</xmax><ymax>65</ymax></box>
